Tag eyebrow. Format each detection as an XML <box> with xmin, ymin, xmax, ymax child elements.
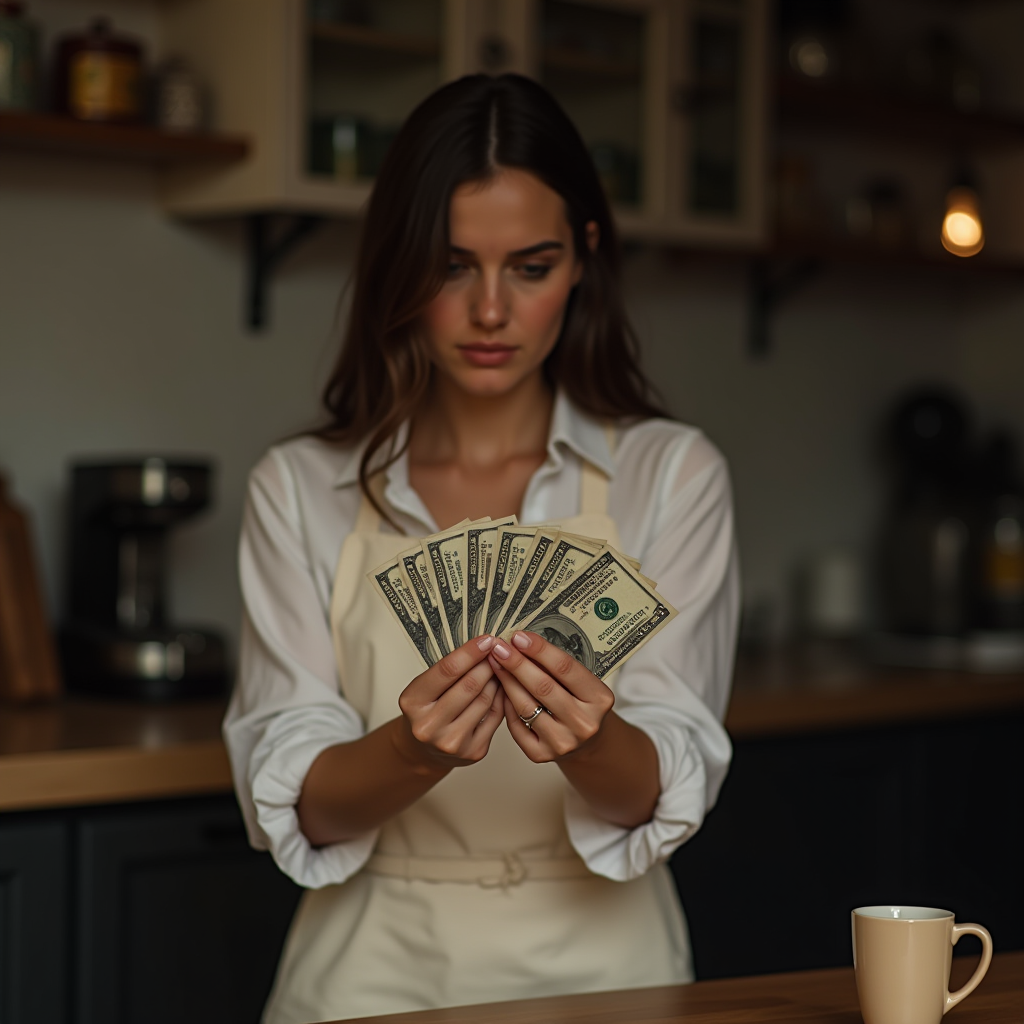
<box><xmin>450</xmin><ymin>241</ymin><xmax>565</xmax><ymax>259</ymax></box>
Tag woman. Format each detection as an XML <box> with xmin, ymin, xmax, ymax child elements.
<box><xmin>226</xmin><ymin>74</ymin><xmax>738</xmax><ymax>1023</ymax></box>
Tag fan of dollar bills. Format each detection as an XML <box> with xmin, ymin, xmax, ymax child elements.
<box><xmin>368</xmin><ymin>518</ymin><xmax>677</xmax><ymax>680</ymax></box>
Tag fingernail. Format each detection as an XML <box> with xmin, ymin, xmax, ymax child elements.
<box><xmin>477</xmin><ymin>635</ymin><xmax>495</xmax><ymax>651</ymax></box>
<box><xmin>492</xmin><ymin>641</ymin><xmax>511</xmax><ymax>660</ymax></box>
<box><xmin>512</xmin><ymin>632</ymin><xmax>531</xmax><ymax>650</ymax></box>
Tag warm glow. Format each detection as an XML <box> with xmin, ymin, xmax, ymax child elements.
<box><xmin>941</xmin><ymin>187</ymin><xmax>985</xmax><ymax>257</ymax></box>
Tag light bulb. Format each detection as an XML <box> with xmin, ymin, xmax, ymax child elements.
<box><xmin>941</xmin><ymin>186</ymin><xmax>984</xmax><ymax>257</ymax></box>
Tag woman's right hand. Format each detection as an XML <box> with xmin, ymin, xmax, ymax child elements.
<box><xmin>394</xmin><ymin>635</ymin><xmax>505</xmax><ymax>773</ymax></box>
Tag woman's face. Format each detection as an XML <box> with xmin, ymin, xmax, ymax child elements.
<box><xmin>422</xmin><ymin>168</ymin><xmax>588</xmax><ymax>398</ymax></box>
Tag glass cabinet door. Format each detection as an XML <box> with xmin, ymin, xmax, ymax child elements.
<box><xmin>670</xmin><ymin>0</ymin><xmax>767</xmax><ymax>244</ymax></box>
<box><xmin>537</xmin><ymin>0</ymin><xmax>663</xmax><ymax>217</ymax></box>
<box><xmin>304</xmin><ymin>0</ymin><xmax>444</xmax><ymax>185</ymax></box>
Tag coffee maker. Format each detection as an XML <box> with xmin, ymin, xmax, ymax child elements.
<box><xmin>61</xmin><ymin>458</ymin><xmax>227</xmax><ymax>699</ymax></box>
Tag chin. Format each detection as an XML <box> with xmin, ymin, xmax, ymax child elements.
<box><xmin>453</xmin><ymin>371</ymin><xmax>525</xmax><ymax>398</ymax></box>
<box><xmin>441</xmin><ymin>360</ymin><xmax>543</xmax><ymax>400</ymax></box>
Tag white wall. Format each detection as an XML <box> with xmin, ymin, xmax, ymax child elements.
<box><xmin>0</xmin><ymin>154</ymin><xmax>357</xmax><ymax>651</ymax></box>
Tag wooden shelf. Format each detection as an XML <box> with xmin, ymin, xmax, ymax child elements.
<box><xmin>309</xmin><ymin>21</ymin><xmax>439</xmax><ymax>58</ymax></box>
<box><xmin>0</xmin><ymin>111</ymin><xmax>249</xmax><ymax>165</ymax></box>
<box><xmin>778</xmin><ymin>76</ymin><xmax>1024</xmax><ymax>151</ymax></box>
<box><xmin>542</xmin><ymin>46</ymin><xmax>640</xmax><ymax>83</ymax></box>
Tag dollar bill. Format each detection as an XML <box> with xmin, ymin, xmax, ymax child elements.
<box><xmin>492</xmin><ymin>529</ymin><xmax>561</xmax><ymax>638</ymax></box>
<box><xmin>515</xmin><ymin>547</ymin><xmax>677</xmax><ymax>678</ymax></box>
<box><xmin>366</xmin><ymin>557</ymin><xmax>440</xmax><ymax>668</ymax></box>
<box><xmin>553</xmin><ymin>534</ymin><xmax>642</xmax><ymax>574</ymax></box>
<box><xmin>498</xmin><ymin>534</ymin><xmax>601</xmax><ymax>639</ymax></box>
<box><xmin>481</xmin><ymin>525</ymin><xmax>538</xmax><ymax>635</ymax></box>
<box><xmin>464</xmin><ymin>516</ymin><xmax>516</xmax><ymax>639</ymax></box>
<box><xmin>422</xmin><ymin>519</ymin><xmax>478</xmax><ymax>649</ymax></box>
<box><xmin>399</xmin><ymin>544</ymin><xmax>451</xmax><ymax>660</ymax></box>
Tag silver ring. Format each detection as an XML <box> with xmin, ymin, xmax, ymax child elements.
<box><xmin>520</xmin><ymin>705</ymin><xmax>546</xmax><ymax>728</ymax></box>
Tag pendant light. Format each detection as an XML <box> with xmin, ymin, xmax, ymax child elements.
<box><xmin>941</xmin><ymin>174</ymin><xmax>984</xmax><ymax>258</ymax></box>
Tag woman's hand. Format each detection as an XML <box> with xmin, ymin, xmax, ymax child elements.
<box><xmin>394</xmin><ymin>635</ymin><xmax>506</xmax><ymax>774</ymax></box>
<box><xmin>488</xmin><ymin>630</ymin><xmax>660</xmax><ymax>828</ymax></box>
<box><xmin>487</xmin><ymin>630</ymin><xmax>614</xmax><ymax>762</ymax></box>
<box><xmin>298</xmin><ymin>636</ymin><xmax>504</xmax><ymax>846</ymax></box>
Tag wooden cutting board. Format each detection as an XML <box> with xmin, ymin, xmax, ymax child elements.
<box><xmin>0</xmin><ymin>473</ymin><xmax>62</xmax><ymax>702</ymax></box>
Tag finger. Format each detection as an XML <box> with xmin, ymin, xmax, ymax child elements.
<box><xmin>488</xmin><ymin>641</ymin><xmax>574</xmax><ymax>719</ymax></box>
<box><xmin>451</xmin><ymin>676</ymin><xmax>499</xmax><ymax>733</ymax></box>
<box><xmin>492</xmin><ymin>658</ymin><xmax>560</xmax><ymax>742</ymax></box>
<box><xmin>472</xmin><ymin>682</ymin><xmax>507</xmax><ymax>745</ymax></box>
<box><xmin>430</xmin><ymin>658</ymin><xmax>498</xmax><ymax>721</ymax></box>
<box><xmin>417</xmin><ymin>636</ymin><xmax>497</xmax><ymax>702</ymax></box>
<box><xmin>489</xmin><ymin>654</ymin><xmax>556</xmax><ymax>723</ymax></box>
<box><xmin>508</xmin><ymin>631</ymin><xmax>608</xmax><ymax>702</ymax></box>
<box><xmin>502</xmin><ymin>692</ymin><xmax>552</xmax><ymax>761</ymax></box>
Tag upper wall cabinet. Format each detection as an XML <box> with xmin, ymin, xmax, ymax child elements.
<box><xmin>160</xmin><ymin>0</ymin><xmax>768</xmax><ymax>247</ymax></box>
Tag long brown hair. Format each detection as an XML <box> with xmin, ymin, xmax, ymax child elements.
<box><xmin>317</xmin><ymin>73</ymin><xmax>665</xmax><ymax>514</ymax></box>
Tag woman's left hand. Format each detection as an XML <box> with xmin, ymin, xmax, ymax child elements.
<box><xmin>488</xmin><ymin>630</ymin><xmax>614</xmax><ymax>762</ymax></box>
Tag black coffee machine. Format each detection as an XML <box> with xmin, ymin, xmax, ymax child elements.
<box><xmin>61</xmin><ymin>458</ymin><xmax>227</xmax><ymax>700</ymax></box>
<box><xmin>873</xmin><ymin>389</ymin><xmax>1024</xmax><ymax>671</ymax></box>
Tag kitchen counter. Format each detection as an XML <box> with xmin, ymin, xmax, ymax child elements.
<box><xmin>2</xmin><ymin>656</ymin><xmax>1024</xmax><ymax>811</ymax></box>
<box><xmin>0</xmin><ymin>696</ymin><xmax>231</xmax><ymax>811</ymax></box>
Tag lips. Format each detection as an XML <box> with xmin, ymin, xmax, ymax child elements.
<box><xmin>457</xmin><ymin>343</ymin><xmax>518</xmax><ymax>367</ymax></box>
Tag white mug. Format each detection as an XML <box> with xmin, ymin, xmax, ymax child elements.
<box><xmin>852</xmin><ymin>906</ymin><xmax>992</xmax><ymax>1024</ymax></box>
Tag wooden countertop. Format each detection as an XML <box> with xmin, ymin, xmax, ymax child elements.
<box><xmin>0</xmin><ymin>697</ymin><xmax>231</xmax><ymax>811</ymax></box>
<box><xmin>2</xmin><ymin>654</ymin><xmax>1023</xmax><ymax>812</ymax></box>
<box><xmin>337</xmin><ymin>951</ymin><xmax>1024</xmax><ymax>1024</ymax></box>
<box><xmin>727</xmin><ymin>650</ymin><xmax>1024</xmax><ymax>739</ymax></box>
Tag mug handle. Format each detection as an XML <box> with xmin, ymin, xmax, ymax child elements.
<box><xmin>944</xmin><ymin>923</ymin><xmax>993</xmax><ymax>1013</ymax></box>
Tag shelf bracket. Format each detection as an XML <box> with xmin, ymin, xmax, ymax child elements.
<box><xmin>748</xmin><ymin>256</ymin><xmax>822</xmax><ymax>357</ymax></box>
<box><xmin>246</xmin><ymin>214</ymin><xmax>327</xmax><ymax>331</ymax></box>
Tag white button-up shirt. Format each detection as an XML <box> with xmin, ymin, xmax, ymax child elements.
<box><xmin>225</xmin><ymin>392</ymin><xmax>739</xmax><ymax>890</ymax></box>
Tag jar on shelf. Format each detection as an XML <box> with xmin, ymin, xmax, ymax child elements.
<box><xmin>0</xmin><ymin>1</ymin><xmax>40</xmax><ymax>112</ymax></box>
<box><xmin>54</xmin><ymin>17</ymin><xmax>145</xmax><ymax>123</ymax></box>
<box><xmin>155</xmin><ymin>57</ymin><xmax>205</xmax><ymax>132</ymax></box>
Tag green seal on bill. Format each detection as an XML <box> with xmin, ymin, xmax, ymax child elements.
<box><xmin>594</xmin><ymin>597</ymin><xmax>619</xmax><ymax>620</ymax></box>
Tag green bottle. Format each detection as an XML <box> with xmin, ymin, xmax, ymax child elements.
<box><xmin>0</xmin><ymin>1</ymin><xmax>40</xmax><ymax>111</ymax></box>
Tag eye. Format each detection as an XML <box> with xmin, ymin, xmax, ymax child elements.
<box><xmin>447</xmin><ymin>260</ymin><xmax>468</xmax><ymax>278</ymax></box>
<box><xmin>517</xmin><ymin>263</ymin><xmax>552</xmax><ymax>280</ymax></box>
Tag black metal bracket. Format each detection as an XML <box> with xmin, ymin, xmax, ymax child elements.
<box><xmin>748</xmin><ymin>256</ymin><xmax>822</xmax><ymax>357</ymax></box>
<box><xmin>246</xmin><ymin>213</ymin><xmax>327</xmax><ymax>331</ymax></box>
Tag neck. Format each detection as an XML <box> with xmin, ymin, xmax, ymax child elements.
<box><xmin>410</xmin><ymin>371</ymin><xmax>554</xmax><ymax>470</ymax></box>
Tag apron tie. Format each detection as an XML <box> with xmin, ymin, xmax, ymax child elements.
<box><xmin>365</xmin><ymin>850</ymin><xmax>593</xmax><ymax>888</ymax></box>
<box><xmin>479</xmin><ymin>852</ymin><xmax>528</xmax><ymax>890</ymax></box>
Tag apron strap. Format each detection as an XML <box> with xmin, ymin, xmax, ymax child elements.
<box><xmin>578</xmin><ymin>422</ymin><xmax>617</xmax><ymax>517</ymax></box>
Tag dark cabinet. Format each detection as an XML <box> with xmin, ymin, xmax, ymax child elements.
<box><xmin>0</xmin><ymin>797</ymin><xmax>301</xmax><ymax>1024</ymax></box>
<box><xmin>75</xmin><ymin>797</ymin><xmax>301</xmax><ymax>1024</ymax></box>
<box><xmin>0</xmin><ymin>818</ymin><xmax>69</xmax><ymax>1024</ymax></box>
<box><xmin>671</xmin><ymin>713</ymin><xmax>1024</xmax><ymax>980</ymax></box>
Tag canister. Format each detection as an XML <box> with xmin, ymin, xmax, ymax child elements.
<box><xmin>54</xmin><ymin>17</ymin><xmax>144</xmax><ymax>122</ymax></box>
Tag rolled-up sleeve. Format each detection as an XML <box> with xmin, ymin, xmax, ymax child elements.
<box><xmin>224</xmin><ymin>449</ymin><xmax>377</xmax><ymax>889</ymax></box>
<box><xmin>564</xmin><ymin>445</ymin><xmax>739</xmax><ymax>881</ymax></box>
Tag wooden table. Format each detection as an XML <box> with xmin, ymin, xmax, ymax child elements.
<box><xmin>335</xmin><ymin>952</ymin><xmax>1023</xmax><ymax>1024</ymax></box>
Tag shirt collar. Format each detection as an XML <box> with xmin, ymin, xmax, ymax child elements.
<box><xmin>331</xmin><ymin>390</ymin><xmax>615</xmax><ymax>489</ymax></box>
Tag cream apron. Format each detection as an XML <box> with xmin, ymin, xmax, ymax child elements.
<box><xmin>263</xmin><ymin>460</ymin><xmax>692</xmax><ymax>1024</ymax></box>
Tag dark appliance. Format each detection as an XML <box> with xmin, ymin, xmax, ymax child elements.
<box><xmin>62</xmin><ymin>458</ymin><xmax>227</xmax><ymax>699</ymax></box>
<box><xmin>872</xmin><ymin>389</ymin><xmax>1024</xmax><ymax>671</ymax></box>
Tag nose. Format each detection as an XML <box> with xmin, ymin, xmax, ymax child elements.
<box><xmin>469</xmin><ymin>269</ymin><xmax>510</xmax><ymax>332</ymax></box>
